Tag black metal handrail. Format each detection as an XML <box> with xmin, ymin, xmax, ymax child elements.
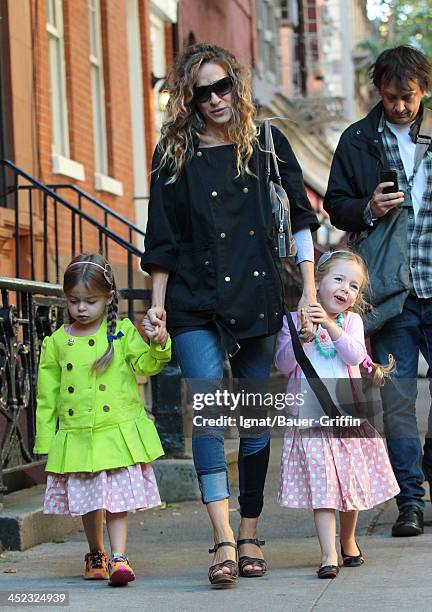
<box><xmin>0</xmin><ymin>159</ymin><xmax>146</xmax><ymax>319</ymax></box>
<box><xmin>0</xmin><ymin>277</ymin><xmax>151</xmax><ymax>301</ymax></box>
<box><xmin>46</xmin><ymin>184</ymin><xmax>147</xmax><ymax>257</ymax></box>
<box><xmin>47</xmin><ymin>184</ymin><xmax>146</xmax><ymax>237</ymax></box>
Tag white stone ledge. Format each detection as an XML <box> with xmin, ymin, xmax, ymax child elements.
<box><xmin>94</xmin><ymin>173</ymin><xmax>124</xmax><ymax>197</ymax></box>
<box><xmin>51</xmin><ymin>154</ymin><xmax>85</xmax><ymax>181</ymax></box>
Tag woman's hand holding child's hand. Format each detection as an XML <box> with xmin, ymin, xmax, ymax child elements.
<box><xmin>298</xmin><ymin>308</ymin><xmax>314</xmax><ymax>343</ymax></box>
<box><xmin>141</xmin><ymin>315</ymin><xmax>168</xmax><ymax>348</ymax></box>
<box><xmin>297</xmin><ymin>294</ymin><xmax>317</xmax><ymax>342</ymax></box>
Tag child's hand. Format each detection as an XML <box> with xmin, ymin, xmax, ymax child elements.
<box><xmin>306</xmin><ymin>303</ymin><xmax>332</xmax><ymax>329</ymax></box>
<box><xmin>152</xmin><ymin>326</ymin><xmax>168</xmax><ymax>348</ymax></box>
<box><xmin>142</xmin><ymin>315</ymin><xmax>168</xmax><ymax>347</ymax></box>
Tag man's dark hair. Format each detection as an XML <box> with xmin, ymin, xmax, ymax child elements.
<box><xmin>370</xmin><ymin>45</ymin><xmax>432</xmax><ymax>92</ymax></box>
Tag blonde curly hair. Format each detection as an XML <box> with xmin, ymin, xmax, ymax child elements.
<box><xmin>156</xmin><ymin>43</ymin><xmax>258</xmax><ymax>183</ymax></box>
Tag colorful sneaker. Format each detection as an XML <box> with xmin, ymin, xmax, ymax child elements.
<box><xmin>108</xmin><ymin>554</ymin><xmax>135</xmax><ymax>586</ymax></box>
<box><xmin>84</xmin><ymin>550</ymin><xmax>108</xmax><ymax>580</ymax></box>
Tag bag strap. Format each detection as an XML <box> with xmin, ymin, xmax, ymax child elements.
<box><xmin>284</xmin><ymin>304</ymin><xmax>342</xmax><ymax>418</ymax></box>
<box><xmin>414</xmin><ymin>107</ymin><xmax>432</xmax><ymax>175</ymax></box>
<box><xmin>264</xmin><ymin>120</ymin><xmax>282</xmax><ymax>185</ymax></box>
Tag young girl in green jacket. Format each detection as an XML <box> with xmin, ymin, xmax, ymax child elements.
<box><xmin>34</xmin><ymin>253</ymin><xmax>171</xmax><ymax>586</ymax></box>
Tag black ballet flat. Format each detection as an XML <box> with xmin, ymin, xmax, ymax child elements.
<box><xmin>340</xmin><ymin>541</ymin><xmax>365</xmax><ymax>567</ymax></box>
<box><xmin>317</xmin><ymin>564</ymin><xmax>339</xmax><ymax>579</ymax></box>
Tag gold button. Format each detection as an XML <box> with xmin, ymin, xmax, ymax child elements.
<box><xmin>211</xmin><ymin>191</ymin><xmax>218</xmax><ymax>197</ymax></box>
<box><xmin>68</xmin><ymin>408</ymin><xmax>74</xmax><ymax>416</ymax></box>
<box><xmin>229</xmin><ymin>319</ymin><xmax>236</xmax><ymax>325</ymax></box>
<box><xmin>220</xmin><ymin>232</ymin><xmax>226</xmax><ymax>239</ymax></box>
<box><xmin>88</xmin><ymin>339</ymin><xmax>95</xmax><ymax>346</ymax></box>
<box><xmin>259</xmin><ymin>313</ymin><xmax>265</xmax><ymax>319</ymax></box>
<box><xmin>103</xmin><ymin>405</ymin><xmax>110</xmax><ymax>412</ymax></box>
<box><xmin>197</xmin><ymin>151</ymin><xmax>203</xmax><ymax>157</ymax></box>
<box><xmin>225</xmin><ymin>276</ymin><xmax>231</xmax><ymax>282</ymax></box>
<box><xmin>66</xmin><ymin>363</ymin><xmax>73</xmax><ymax>370</ymax></box>
<box><xmin>243</xmin><ymin>187</ymin><xmax>249</xmax><ymax>194</ymax></box>
<box><xmin>99</xmin><ymin>384</ymin><xmax>106</xmax><ymax>391</ymax></box>
<box><xmin>249</xmin><ymin>230</ymin><xmax>255</xmax><ymax>236</ymax></box>
<box><xmin>262</xmin><ymin>271</ymin><xmax>266</xmax><ymax>276</ymax></box>
<box><xmin>204</xmin><ymin>260</ymin><xmax>210</xmax><ymax>266</ymax></box>
<box><xmin>68</xmin><ymin>386</ymin><xmax>74</xmax><ymax>393</ymax></box>
<box><xmin>253</xmin><ymin>271</ymin><xmax>259</xmax><ymax>277</ymax></box>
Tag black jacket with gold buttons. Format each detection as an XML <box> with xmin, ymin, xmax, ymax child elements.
<box><xmin>141</xmin><ymin>126</ymin><xmax>319</xmax><ymax>351</ymax></box>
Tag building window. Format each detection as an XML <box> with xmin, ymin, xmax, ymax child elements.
<box><xmin>280</xmin><ymin>0</ymin><xmax>298</xmax><ymax>27</ymax></box>
<box><xmin>46</xmin><ymin>0</ymin><xmax>70</xmax><ymax>157</ymax></box>
<box><xmin>256</xmin><ymin>0</ymin><xmax>279</xmax><ymax>79</ymax></box>
<box><xmin>88</xmin><ymin>0</ymin><xmax>108</xmax><ymax>175</ymax></box>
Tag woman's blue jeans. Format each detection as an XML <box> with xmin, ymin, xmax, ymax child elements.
<box><xmin>173</xmin><ymin>329</ymin><xmax>275</xmax><ymax>518</ymax></box>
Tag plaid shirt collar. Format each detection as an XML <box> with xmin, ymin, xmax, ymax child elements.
<box><xmin>377</xmin><ymin>106</ymin><xmax>424</xmax><ymax>140</ymax></box>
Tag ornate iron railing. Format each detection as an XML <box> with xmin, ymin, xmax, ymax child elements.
<box><xmin>0</xmin><ymin>278</ymin><xmax>66</xmax><ymax>501</ymax></box>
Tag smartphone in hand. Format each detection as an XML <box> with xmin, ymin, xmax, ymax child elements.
<box><xmin>380</xmin><ymin>170</ymin><xmax>399</xmax><ymax>194</ymax></box>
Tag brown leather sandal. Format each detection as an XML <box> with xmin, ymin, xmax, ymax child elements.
<box><xmin>237</xmin><ymin>538</ymin><xmax>267</xmax><ymax>578</ymax></box>
<box><xmin>208</xmin><ymin>541</ymin><xmax>238</xmax><ymax>588</ymax></box>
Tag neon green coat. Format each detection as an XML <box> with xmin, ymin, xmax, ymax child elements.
<box><xmin>33</xmin><ymin>317</ymin><xmax>171</xmax><ymax>473</ymax></box>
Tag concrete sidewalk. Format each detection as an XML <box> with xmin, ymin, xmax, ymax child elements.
<box><xmin>0</xmin><ymin>435</ymin><xmax>431</xmax><ymax>612</ymax></box>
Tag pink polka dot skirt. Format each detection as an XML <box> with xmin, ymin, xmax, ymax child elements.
<box><xmin>278</xmin><ymin>423</ymin><xmax>400</xmax><ymax>511</ymax></box>
<box><xmin>44</xmin><ymin>463</ymin><xmax>161</xmax><ymax>516</ymax></box>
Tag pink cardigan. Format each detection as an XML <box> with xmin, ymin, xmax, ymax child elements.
<box><xmin>274</xmin><ymin>311</ymin><xmax>368</xmax><ymax>416</ymax></box>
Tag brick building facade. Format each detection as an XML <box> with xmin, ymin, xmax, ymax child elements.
<box><xmin>0</xmin><ymin>0</ymin><xmax>175</xmax><ymax>281</ymax></box>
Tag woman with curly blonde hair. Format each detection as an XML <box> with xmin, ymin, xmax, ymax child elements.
<box><xmin>141</xmin><ymin>43</ymin><xmax>319</xmax><ymax>587</ymax></box>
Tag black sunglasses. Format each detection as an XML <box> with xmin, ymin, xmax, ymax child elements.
<box><xmin>193</xmin><ymin>76</ymin><xmax>234</xmax><ymax>103</ymax></box>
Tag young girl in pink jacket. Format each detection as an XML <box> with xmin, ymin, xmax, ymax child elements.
<box><xmin>274</xmin><ymin>250</ymin><xmax>399</xmax><ymax>579</ymax></box>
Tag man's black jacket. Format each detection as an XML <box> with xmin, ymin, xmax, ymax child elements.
<box><xmin>324</xmin><ymin>102</ymin><xmax>389</xmax><ymax>232</ymax></box>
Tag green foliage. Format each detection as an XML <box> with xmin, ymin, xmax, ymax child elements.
<box><xmin>367</xmin><ymin>0</ymin><xmax>432</xmax><ymax>57</ymax></box>
<box><xmin>361</xmin><ymin>1</ymin><xmax>432</xmax><ymax>106</ymax></box>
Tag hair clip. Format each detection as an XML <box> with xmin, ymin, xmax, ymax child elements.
<box><xmin>102</xmin><ymin>265</ymin><xmax>113</xmax><ymax>286</ymax></box>
<box><xmin>107</xmin><ymin>331</ymin><xmax>124</xmax><ymax>342</ymax></box>
<box><xmin>317</xmin><ymin>249</ymin><xmax>349</xmax><ymax>267</ymax></box>
<box><xmin>362</xmin><ymin>355</ymin><xmax>373</xmax><ymax>374</ymax></box>
<box><xmin>317</xmin><ymin>251</ymin><xmax>332</xmax><ymax>266</ymax></box>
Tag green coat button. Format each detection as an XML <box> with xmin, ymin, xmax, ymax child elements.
<box><xmin>103</xmin><ymin>405</ymin><xmax>110</xmax><ymax>412</ymax></box>
<box><xmin>88</xmin><ymin>339</ymin><xmax>95</xmax><ymax>346</ymax></box>
<box><xmin>68</xmin><ymin>386</ymin><xmax>74</xmax><ymax>393</ymax></box>
<box><xmin>99</xmin><ymin>384</ymin><xmax>106</xmax><ymax>391</ymax></box>
<box><xmin>66</xmin><ymin>363</ymin><xmax>73</xmax><ymax>370</ymax></box>
<box><xmin>68</xmin><ymin>408</ymin><xmax>74</xmax><ymax>416</ymax></box>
